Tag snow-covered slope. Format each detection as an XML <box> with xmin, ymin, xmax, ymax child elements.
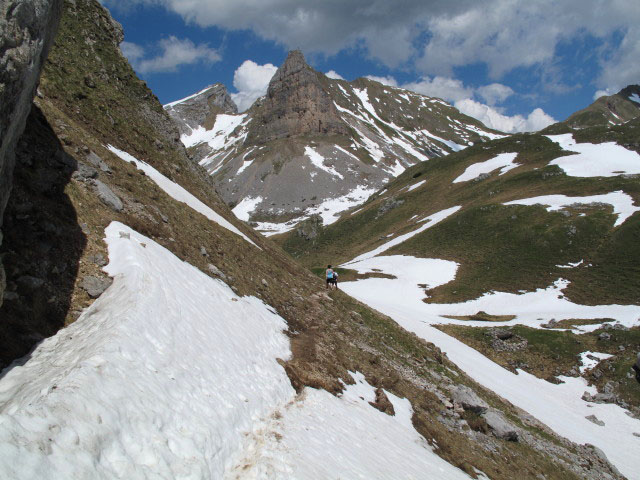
<box><xmin>166</xmin><ymin>51</ymin><xmax>502</xmax><ymax>235</ymax></box>
<box><xmin>0</xmin><ymin>223</ymin><xmax>293</xmax><ymax>478</ymax></box>
<box><xmin>0</xmin><ymin>223</ymin><xmax>473</xmax><ymax>479</ymax></box>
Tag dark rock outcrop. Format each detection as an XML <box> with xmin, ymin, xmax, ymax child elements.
<box><xmin>164</xmin><ymin>83</ymin><xmax>238</xmax><ymax>136</ymax></box>
<box><xmin>0</xmin><ymin>0</ymin><xmax>63</xmax><ymax>306</ymax></box>
<box><xmin>247</xmin><ymin>50</ymin><xmax>349</xmax><ymax>144</ymax></box>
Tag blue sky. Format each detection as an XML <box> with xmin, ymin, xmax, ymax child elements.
<box><xmin>103</xmin><ymin>0</ymin><xmax>640</xmax><ymax>133</ymax></box>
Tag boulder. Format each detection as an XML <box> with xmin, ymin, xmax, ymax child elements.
<box><xmin>79</xmin><ymin>275</ymin><xmax>112</xmax><ymax>298</ymax></box>
<box><xmin>86</xmin><ymin>151</ymin><xmax>111</xmax><ymax>172</ymax></box>
<box><xmin>451</xmin><ymin>385</ymin><xmax>489</xmax><ymax>414</ymax></box>
<box><xmin>72</xmin><ymin>161</ymin><xmax>98</xmax><ymax>180</ymax></box>
<box><xmin>585</xmin><ymin>414</ymin><xmax>605</xmax><ymax>426</ymax></box>
<box><xmin>93</xmin><ymin>179</ymin><xmax>123</xmax><ymax>212</ymax></box>
<box><xmin>483</xmin><ymin>410</ymin><xmax>519</xmax><ymax>441</ymax></box>
<box><xmin>0</xmin><ymin>0</ymin><xmax>63</xmax><ymax>306</ymax></box>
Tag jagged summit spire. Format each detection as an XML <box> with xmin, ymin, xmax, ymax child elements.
<box><xmin>247</xmin><ymin>50</ymin><xmax>349</xmax><ymax>144</ymax></box>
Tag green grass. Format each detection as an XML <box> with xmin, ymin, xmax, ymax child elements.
<box><xmin>281</xmin><ymin>126</ymin><xmax>640</xmax><ymax>305</ymax></box>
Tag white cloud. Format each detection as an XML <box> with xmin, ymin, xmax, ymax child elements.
<box><xmin>403</xmin><ymin>76</ymin><xmax>473</xmax><ymax>103</ymax></box>
<box><xmin>326</xmin><ymin>70</ymin><xmax>345</xmax><ymax>80</ymax></box>
<box><xmin>123</xmin><ymin>36</ymin><xmax>221</xmax><ymax>74</ymax></box>
<box><xmin>365</xmin><ymin>75</ymin><xmax>398</xmax><ymax>87</ymax></box>
<box><xmin>593</xmin><ymin>89</ymin><xmax>615</xmax><ymax>100</ymax></box>
<box><xmin>476</xmin><ymin>83</ymin><xmax>514</xmax><ymax>105</ymax></box>
<box><xmin>229</xmin><ymin>60</ymin><xmax>278</xmax><ymax>112</ymax></box>
<box><xmin>120</xmin><ymin>41</ymin><xmax>144</xmax><ymax>61</ymax></box>
<box><xmin>106</xmin><ymin>0</ymin><xmax>640</xmax><ymax>90</ymax></box>
<box><xmin>597</xmin><ymin>27</ymin><xmax>640</xmax><ymax>92</ymax></box>
<box><xmin>455</xmin><ymin>99</ymin><xmax>556</xmax><ymax>133</ymax></box>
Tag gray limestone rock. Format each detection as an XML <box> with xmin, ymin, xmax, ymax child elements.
<box><xmin>88</xmin><ymin>253</ymin><xmax>107</xmax><ymax>267</ymax></box>
<box><xmin>247</xmin><ymin>50</ymin><xmax>349</xmax><ymax>144</ymax></box>
<box><xmin>207</xmin><ymin>264</ymin><xmax>227</xmax><ymax>281</ymax></box>
<box><xmin>80</xmin><ymin>275</ymin><xmax>112</xmax><ymax>298</ymax></box>
<box><xmin>483</xmin><ymin>410</ymin><xmax>519</xmax><ymax>441</ymax></box>
<box><xmin>0</xmin><ymin>0</ymin><xmax>63</xmax><ymax>306</ymax></box>
<box><xmin>585</xmin><ymin>414</ymin><xmax>605</xmax><ymax>426</ymax></box>
<box><xmin>86</xmin><ymin>151</ymin><xmax>111</xmax><ymax>172</ymax></box>
<box><xmin>451</xmin><ymin>385</ymin><xmax>489</xmax><ymax>414</ymax></box>
<box><xmin>72</xmin><ymin>161</ymin><xmax>98</xmax><ymax>180</ymax></box>
<box><xmin>93</xmin><ymin>179</ymin><xmax>123</xmax><ymax>212</ymax></box>
<box><xmin>164</xmin><ymin>83</ymin><xmax>238</xmax><ymax>136</ymax></box>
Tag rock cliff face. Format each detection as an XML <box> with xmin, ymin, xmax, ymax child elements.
<box><xmin>247</xmin><ymin>50</ymin><xmax>349</xmax><ymax>144</ymax></box>
<box><xmin>0</xmin><ymin>0</ymin><xmax>63</xmax><ymax>306</ymax></box>
<box><xmin>164</xmin><ymin>83</ymin><xmax>238</xmax><ymax>136</ymax></box>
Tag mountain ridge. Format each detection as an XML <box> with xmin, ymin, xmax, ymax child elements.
<box><xmin>165</xmin><ymin>51</ymin><xmax>504</xmax><ymax>235</ymax></box>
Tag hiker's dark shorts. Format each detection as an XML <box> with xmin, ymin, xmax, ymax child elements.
<box><xmin>326</xmin><ymin>278</ymin><xmax>332</xmax><ymax>285</ymax></box>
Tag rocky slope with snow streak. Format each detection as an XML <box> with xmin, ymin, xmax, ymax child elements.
<box><xmin>166</xmin><ymin>51</ymin><xmax>502</xmax><ymax>235</ymax></box>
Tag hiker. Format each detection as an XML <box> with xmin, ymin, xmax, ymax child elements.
<box><xmin>326</xmin><ymin>264</ymin><xmax>335</xmax><ymax>289</ymax></box>
<box><xmin>332</xmin><ymin>270</ymin><xmax>339</xmax><ymax>289</ymax></box>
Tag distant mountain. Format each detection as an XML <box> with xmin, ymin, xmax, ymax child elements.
<box><xmin>563</xmin><ymin>85</ymin><xmax>640</xmax><ymax>128</ymax></box>
<box><xmin>164</xmin><ymin>83</ymin><xmax>238</xmax><ymax>137</ymax></box>
<box><xmin>165</xmin><ymin>51</ymin><xmax>503</xmax><ymax>235</ymax></box>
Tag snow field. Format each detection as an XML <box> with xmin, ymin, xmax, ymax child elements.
<box><xmin>546</xmin><ymin>134</ymin><xmax>640</xmax><ymax>177</ymax></box>
<box><xmin>453</xmin><ymin>152</ymin><xmax>520</xmax><ymax>183</ymax></box>
<box><xmin>106</xmin><ymin>145</ymin><xmax>259</xmax><ymax>247</ymax></box>
<box><xmin>230</xmin><ymin>372</ymin><xmax>472</xmax><ymax>480</ymax></box>
<box><xmin>629</xmin><ymin>93</ymin><xmax>640</xmax><ymax>104</ymax></box>
<box><xmin>504</xmin><ymin>190</ymin><xmax>640</xmax><ymax>227</ymax></box>
<box><xmin>0</xmin><ymin>222</ymin><xmax>293</xmax><ymax>479</ymax></box>
<box><xmin>340</xmin><ymin>254</ymin><xmax>640</xmax><ymax>478</ymax></box>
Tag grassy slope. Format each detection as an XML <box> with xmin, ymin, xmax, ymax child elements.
<box><xmin>5</xmin><ymin>1</ymin><xmax>626</xmax><ymax>477</ymax></box>
<box><xmin>280</xmin><ymin>124</ymin><xmax>640</xmax><ymax>305</ymax></box>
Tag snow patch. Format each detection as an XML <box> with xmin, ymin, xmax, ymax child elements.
<box><xmin>181</xmin><ymin>114</ymin><xmax>247</xmax><ymax>150</ymax></box>
<box><xmin>107</xmin><ymin>145</ymin><xmax>258</xmax><ymax>247</ymax></box>
<box><xmin>547</xmin><ymin>134</ymin><xmax>640</xmax><ymax>177</ymax></box>
<box><xmin>407</xmin><ymin>179</ymin><xmax>427</xmax><ymax>192</ymax></box>
<box><xmin>453</xmin><ymin>152</ymin><xmax>519</xmax><ymax>183</ymax></box>
<box><xmin>344</xmin><ymin>206</ymin><xmax>461</xmax><ymax>265</ymax></box>
<box><xmin>579</xmin><ymin>352</ymin><xmax>613</xmax><ymax>374</ymax></box>
<box><xmin>304</xmin><ymin>146</ymin><xmax>344</xmax><ymax>180</ymax></box>
<box><xmin>504</xmin><ymin>191</ymin><xmax>640</xmax><ymax>227</ymax></box>
<box><xmin>629</xmin><ymin>93</ymin><xmax>640</xmax><ymax>104</ymax></box>
<box><xmin>232</xmin><ymin>196</ymin><xmax>263</xmax><ymax>222</ymax></box>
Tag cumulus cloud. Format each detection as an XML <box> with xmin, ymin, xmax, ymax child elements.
<box><xmin>593</xmin><ymin>88</ymin><xmax>615</xmax><ymax>100</ymax></box>
<box><xmin>326</xmin><ymin>70</ymin><xmax>345</xmax><ymax>80</ymax></box>
<box><xmin>455</xmin><ymin>99</ymin><xmax>556</xmax><ymax>133</ymax></box>
<box><xmin>120</xmin><ymin>41</ymin><xmax>144</xmax><ymax>61</ymax></box>
<box><xmin>476</xmin><ymin>83</ymin><xmax>514</xmax><ymax>105</ymax></box>
<box><xmin>403</xmin><ymin>76</ymin><xmax>473</xmax><ymax>103</ymax></box>
<box><xmin>106</xmin><ymin>0</ymin><xmax>640</xmax><ymax>90</ymax></box>
<box><xmin>230</xmin><ymin>60</ymin><xmax>278</xmax><ymax>112</ymax></box>
<box><xmin>365</xmin><ymin>75</ymin><xmax>398</xmax><ymax>87</ymax></box>
<box><xmin>122</xmin><ymin>36</ymin><xmax>220</xmax><ymax>74</ymax></box>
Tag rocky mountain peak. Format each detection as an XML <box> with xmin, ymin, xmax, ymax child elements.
<box><xmin>247</xmin><ymin>50</ymin><xmax>349</xmax><ymax>144</ymax></box>
<box><xmin>164</xmin><ymin>83</ymin><xmax>238</xmax><ymax>136</ymax></box>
